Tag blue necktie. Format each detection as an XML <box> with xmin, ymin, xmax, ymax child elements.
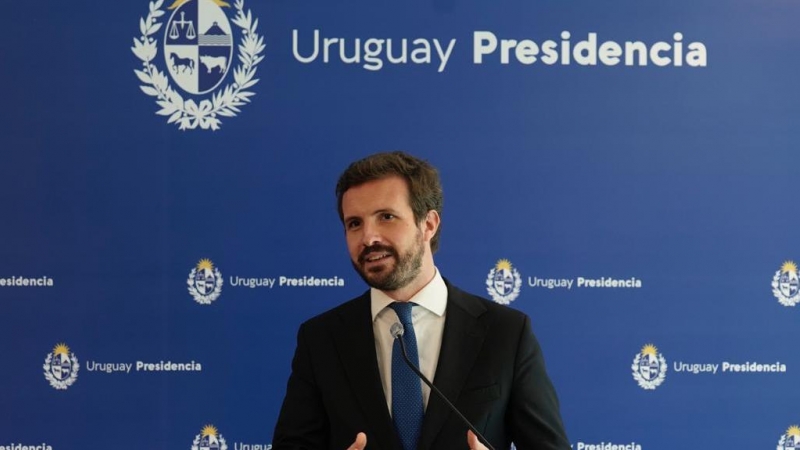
<box><xmin>389</xmin><ymin>302</ymin><xmax>424</xmax><ymax>450</ymax></box>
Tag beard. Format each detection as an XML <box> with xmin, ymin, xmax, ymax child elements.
<box><xmin>351</xmin><ymin>230</ymin><xmax>424</xmax><ymax>292</ymax></box>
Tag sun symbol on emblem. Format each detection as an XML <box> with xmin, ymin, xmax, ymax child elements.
<box><xmin>192</xmin><ymin>424</ymin><xmax>228</xmax><ymax>450</ymax></box>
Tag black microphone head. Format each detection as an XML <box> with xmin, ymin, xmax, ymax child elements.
<box><xmin>390</xmin><ymin>322</ymin><xmax>404</xmax><ymax>339</ymax></box>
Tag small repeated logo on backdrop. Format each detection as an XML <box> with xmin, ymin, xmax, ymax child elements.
<box><xmin>772</xmin><ymin>261</ymin><xmax>800</xmax><ymax>307</ymax></box>
<box><xmin>632</xmin><ymin>344</ymin><xmax>667</xmax><ymax>390</ymax></box>
<box><xmin>192</xmin><ymin>424</ymin><xmax>228</xmax><ymax>450</ymax></box>
<box><xmin>486</xmin><ymin>259</ymin><xmax>522</xmax><ymax>305</ymax></box>
<box><xmin>188</xmin><ymin>259</ymin><xmax>223</xmax><ymax>304</ymax></box>
<box><xmin>43</xmin><ymin>343</ymin><xmax>79</xmax><ymax>390</ymax></box>
<box><xmin>778</xmin><ymin>425</ymin><xmax>800</xmax><ymax>450</ymax></box>
<box><xmin>132</xmin><ymin>0</ymin><xmax>265</xmax><ymax>130</ymax></box>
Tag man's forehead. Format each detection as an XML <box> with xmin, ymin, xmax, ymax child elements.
<box><xmin>342</xmin><ymin>176</ymin><xmax>411</xmax><ymax>213</ymax></box>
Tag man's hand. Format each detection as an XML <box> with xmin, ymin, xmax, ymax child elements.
<box><xmin>467</xmin><ymin>430</ymin><xmax>489</xmax><ymax>450</ymax></box>
<box><xmin>347</xmin><ymin>432</ymin><xmax>367</xmax><ymax>450</ymax></box>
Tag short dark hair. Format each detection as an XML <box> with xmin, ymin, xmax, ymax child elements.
<box><xmin>336</xmin><ymin>151</ymin><xmax>443</xmax><ymax>252</ymax></box>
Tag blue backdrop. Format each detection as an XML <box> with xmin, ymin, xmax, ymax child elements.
<box><xmin>2</xmin><ymin>0</ymin><xmax>799</xmax><ymax>449</ymax></box>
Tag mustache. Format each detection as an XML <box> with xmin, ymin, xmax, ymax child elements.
<box><xmin>358</xmin><ymin>244</ymin><xmax>397</xmax><ymax>263</ymax></box>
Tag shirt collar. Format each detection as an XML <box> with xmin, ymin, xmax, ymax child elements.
<box><xmin>371</xmin><ymin>268</ymin><xmax>447</xmax><ymax>321</ymax></box>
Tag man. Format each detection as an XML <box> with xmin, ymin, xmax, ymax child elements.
<box><xmin>273</xmin><ymin>152</ymin><xmax>569</xmax><ymax>450</ymax></box>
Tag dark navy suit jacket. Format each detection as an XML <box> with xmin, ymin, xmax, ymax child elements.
<box><xmin>273</xmin><ymin>281</ymin><xmax>570</xmax><ymax>450</ymax></box>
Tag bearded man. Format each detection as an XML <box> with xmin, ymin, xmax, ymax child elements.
<box><xmin>273</xmin><ymin>152</ymin><xmax>570</xmax><ymax>450</ymax></box>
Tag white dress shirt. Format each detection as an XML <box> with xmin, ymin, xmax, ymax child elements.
<box><xmin>371</xmin><ymin>269</ymin><xmax>448</xmax><ymax>414</ymax></box>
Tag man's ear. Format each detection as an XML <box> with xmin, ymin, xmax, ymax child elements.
<box><xmin>421</xmin><ymin>210</ymin><xmax>440</xmax><ymax>242</ymax></box>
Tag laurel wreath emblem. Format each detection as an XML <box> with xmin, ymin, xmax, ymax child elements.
<box><xmin>132</xmin><ymin>0</ymin><xmax>264</xmax><ymax>130</ymax></box>
<box><xmin>43</xmin><ymin>352</ymin><xmax>80</xmax><ymax>390</ymax></box>
<box><xmin>187</xmin><ymin>267</ymin><xmax>223</xmax><ymax>304</ymax></box>
<box><xmin>777</xmin><ymin>434</ymin><xmax>786</xmax><ymax>450</ymax></box>
<box><xmin>771</xmin><ymin>270</ymin><xmax>799</xmax><ymax>307</ymax></box>
<box><xmin>486</xmin><ymin>268</ymin><xmax>522</xmax><ymax>305</ymax></box>
<box><xmin>631</xmin><ymin>353</ymin><xmax>667</xmax><ymax>390</ymax></box>
<box><xmin>192</xmin><ymin>433</ymin><xmax>228</xmax><ymax>450</ymax></box>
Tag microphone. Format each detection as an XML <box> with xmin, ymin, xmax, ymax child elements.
<box><xmin>390</xmin><ymin>323</ymin><xmax>496</xmax><ymax>450</ymax></box>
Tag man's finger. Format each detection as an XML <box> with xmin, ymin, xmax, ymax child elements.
<box><xmin>347</xmin><ymin>432</ymin><xmax>367</xmax><ymax>450</ymax></box>
<box><xmin>466</xmin><ymin>430</ymin><xmax>488</xmax><ymax>450</ymax></box>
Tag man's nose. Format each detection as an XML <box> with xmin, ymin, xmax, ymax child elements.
<box><xmin>361</xmin><ymin>221</ymin><xmax>383</xmax><ymax>247</ymax></box>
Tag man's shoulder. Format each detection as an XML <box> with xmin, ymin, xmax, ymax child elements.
<box><xmin>445</xmin><ymin>280</ymin><xmax>529</xmax><ymax>322</ymax></box>
<box><xmin>299</xmin><ymin>290</ymin><xmax>371</xmax><ymax>331</ymax></box>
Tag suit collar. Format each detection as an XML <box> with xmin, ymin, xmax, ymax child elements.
<box><xmin>370</xmin><ymin>268</ymin><xmax>448</xmax><ymax>320</ymax></box>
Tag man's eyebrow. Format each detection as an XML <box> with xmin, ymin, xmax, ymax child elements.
<box><xmin>344</xmin><ymin>208</ymin><xmax>401</xmax><ymax>222</ymax></box>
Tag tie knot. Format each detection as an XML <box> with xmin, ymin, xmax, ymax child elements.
<box><xmin>389</xmin><ymin>302</ymin><xmax>415</xmax><ymax>325</ymax></box>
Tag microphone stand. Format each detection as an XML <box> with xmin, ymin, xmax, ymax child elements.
<box><xmin>395</xmin><ymin>333</ymin><xmax>497</xmax><ymax>450</ymax></box>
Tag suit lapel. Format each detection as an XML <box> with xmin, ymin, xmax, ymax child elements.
<box><xmin>418</xmin><ymin>283</ymin><xmax>488</xmax><ymax>450</ymax></box>
<box><xmin>332</xmin><ymin>293</ymin><xmax>401</xmax><ymax>450</ymax></box>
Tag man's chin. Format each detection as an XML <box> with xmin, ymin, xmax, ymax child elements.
<box><xmin>364</xmin><ymin>272</ymin><xmax>392</xmax><ymax>288</ymax></box>
<box><xmin>361</xmin><ymin>270</ymin><xmax>402</xmax><ymax>291</ymax></box>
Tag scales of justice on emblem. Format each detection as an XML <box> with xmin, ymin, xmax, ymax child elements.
<box><xmin>43</xmin><ymin>343</ymin><xmax>79</xmax><ymax>390</ymax></box>
<box><xmin>631</xmin><ymin>344</ymin><xmax>667</xmax><ymax>390</ymax></box>
<box><xmin>132</xmin><ymin>0</ymin><xmax>264</xmax><ymax>130</ymax></box>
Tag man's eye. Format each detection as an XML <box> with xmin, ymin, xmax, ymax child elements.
<box><xmin>381</xmin><ymin>213</ymin><xmax>395</xmax><ymax>220</ymax></box>
<box><xmin>346</xmin><ymin>220</ymin><xmax>360</xmax><ymax>229</ymax></box>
